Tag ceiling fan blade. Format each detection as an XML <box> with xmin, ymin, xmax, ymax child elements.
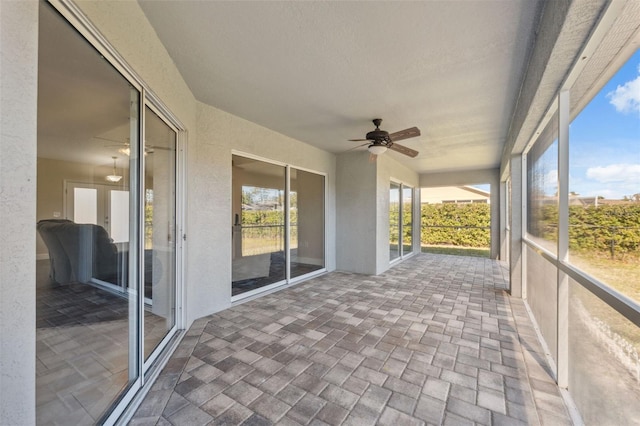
<box><xmin>389</xmin><ymin>142</ymin><xmax>419</xmax><ymax>158</ymax></box>
<box><xmin>340</xmin><ymin>142</ymin><xmax>369</xmax><ymax>153</ymax></box>
<box><xmin>389</xmin><ymin>127</ymin><xmax>420</xmax><ymax>142</ymax></box>
<box><xmin>348</xmin><ymin>138</ymin><xmax>370</xmax><ymax>142</ymax></box>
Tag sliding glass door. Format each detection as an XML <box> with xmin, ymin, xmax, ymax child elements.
<box><xmin>143</xmin><ymin>106</ymin><xmax>177</xmax><ymax>361</ymax></box>
<box><xmin>232</xmin><ymin>156</ymin><xmax>286</xmax><ymax>296</ymax></box>
<box><xmin>290</xmin><ymin>168</ymin><xmax>325</xmax><ymax>279</ymax></box>
<box><xmin>390</xmin><ymin>182</ymin><xmax>401</xmax><ymax>260</ymax></box>
<box><xmin>36</xmin><ymin>3</ymin><xmax>181</xmax><ymax>424</ymax></box>
<box><xmin>390</xmin><ymin>181</ymin><xmax>414</xmax><ymax>262</ymax></box>
<box><xmin>403</xmin><ymin>186</ymin><xmax>414</xmax><ymax>255</ymax></box>
<box><xmin>232</xmin><ymin>155</ymin><xmax>326</xmax><ymax>297</ymax></box>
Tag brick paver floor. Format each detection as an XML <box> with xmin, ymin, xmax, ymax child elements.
<box><xmin>130</xmin><ymin>254</ymin><xmax>572</xmax><ymax>425</ymax></box>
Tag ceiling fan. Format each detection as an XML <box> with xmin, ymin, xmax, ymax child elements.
<box><xmin>94</xmin><ymin>136</ymin><xmax>159</xmax><ymax>156</ymax></box>
<box><xmin>349</xmin><ymin>118</ymin><xmax>420</xmax><ymax>158</ymax></box>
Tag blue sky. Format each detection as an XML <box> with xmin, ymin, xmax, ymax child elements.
<box><xmin>569</xmin><ymin>48</ymin><xmax>640</xmax><ymax>199</ymax></box>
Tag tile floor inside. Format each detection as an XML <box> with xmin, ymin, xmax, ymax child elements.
<box><xmin>131</xmin><ymin>253</ymin><xmax>572</xmax><ymax>426</ymax></box>
<box><xmin>35</xmin><ymin>260</ymin><xmax>171</xmax><ymax>425</ymax></box>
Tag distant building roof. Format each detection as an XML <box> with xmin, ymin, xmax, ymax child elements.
<box><xmin>421</xmin><ymin>186</ymin><xmax>490</xmax><ymax>204</ymax></box>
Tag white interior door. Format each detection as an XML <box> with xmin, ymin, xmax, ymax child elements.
<box><xmin>66</xmin><ymin>181</ymin><xmax>129</xmax><ymax>243</ymax></box>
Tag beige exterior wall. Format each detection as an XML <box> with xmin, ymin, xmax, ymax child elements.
<box><xmin>0</xmin><ymin>1</ymin><xmax>39</xmax><ymax>423</ymax></box>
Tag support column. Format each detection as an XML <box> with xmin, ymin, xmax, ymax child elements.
<box><xmin>499</xmin><ymin>181</ymin><xmax>509</xmax><ymax>262</ymax></box>
<box><xmin>509</xmin><ymin>155</ymin><xmax>525</xmax><ymax>298</ymax></box>
<box><xmin>557</xmin><ymin>90</ymin><xmax>570</xmax><ymax>388</ymax></box>
<box><xmin>490</xmin><ymin>179</ymin><xmax>500</xmax><ymax>259</ymax></box>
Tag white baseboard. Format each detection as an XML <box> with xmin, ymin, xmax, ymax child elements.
<box><xmin>36</xmin><ymin>253</ymin><xmax>50</xmax><ymax>260</ymax></box>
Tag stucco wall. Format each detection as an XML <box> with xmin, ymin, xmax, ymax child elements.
<box><xmin>336</xmin><ymin>152</ymin><xmax>378</xmax><ymax>274</ymax></box>
<box><xmin>0</xmin><ymin>1</ymin><xmax>38</xmax><ymax>423</ymax></box>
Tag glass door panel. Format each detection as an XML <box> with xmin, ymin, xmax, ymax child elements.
<box><xmin>143</xmin><ymin>106</ymin><xmax>177</xmax><ymax>360</ymax></box>
<box><xmin>232</xmin><ymin>155</ymin><xmax>286</xmax><ymax>296</ymax></box>
<box><xmin>290</xmin><ymin>168</ymin><xmax>325</xmax><ymax>279</ymax></box>
<box><xmin>36</xmin><ymin>3</ymin><xmax>139</xmax><ymax>423</ymax></box>
<box><xmin>390</xmin><ymin>182</ymin><xmax>401</xmax><ymax>260</ymax></box>
<box><xmin>402</xmin><ymin>186</ymin><xmax>413</xmax><ymax>255</ymax></box>
<box><xmin>65</xmin><ymin>182</ymin><xmax>130</xmax><ymax>290</ymax></box>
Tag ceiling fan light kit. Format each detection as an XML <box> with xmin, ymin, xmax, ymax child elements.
<box><xmin>368</xmin><ymin>144</ymin><xmax>388</xmax><ymax>155</ymax></box>
<box><xmin>348</xmin><ymin>118</ymin><xmax>420</xmax><ymax>158</ymax></box>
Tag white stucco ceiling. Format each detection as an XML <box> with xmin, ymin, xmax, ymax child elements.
<box><xmin>138</xmin><ymin>0</ymin><xmax>541</xmax><ymax>174</ymax></box>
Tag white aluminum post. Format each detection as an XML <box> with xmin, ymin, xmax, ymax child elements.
<box><xmin>557</xmin><ymin>90</ymin><xmax>570</xmax><ymax>388</ymax></box>
<box><xmin>285</xmin><ymin>166</ymin><xmax>291</xmax><ymax>282</ymax></box>
<box><xmin>509</xmin><ymin>155</ymin><xmax>524</xmax><ymax>298</ymax></box>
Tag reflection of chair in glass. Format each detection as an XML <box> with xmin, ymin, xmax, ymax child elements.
<box><xmin>37</xmin><ymin>219</ymin><xmax>121</xmax><ymax>285</ymax></box>
<box><xmin>37</xmin><ymin>219</ymin><xmax>156</xmax><ymax>295</ymax></box>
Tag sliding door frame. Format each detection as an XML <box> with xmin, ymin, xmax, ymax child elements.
<box><xmin>231</xmin><ymin>151</ymin><xmax>328</xmax><ymax>302</ymax></box>
<box><xmin>45</xmin><ymin>1</ymin><xmax>186</xmax><ymax>424</ymax></box>
<box><xmin>288</xmin><ymin>164</ymin><xmax>328</xmax><ymax>285</ymax></box>
<box><xmin>390</xmin><ymin>178</ymin><xmax>416</xmax><ymax>264</ymax></box>
<box><xmin>141</xmin><ymin>100</ymin><xmax>184</xmax><ymax>372</ymax></box>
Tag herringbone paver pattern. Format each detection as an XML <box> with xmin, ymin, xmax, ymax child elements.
<box><xmin>131</xmin><ymin>254</ymin><xmax>571</xmax><ymax>425</ymax></box>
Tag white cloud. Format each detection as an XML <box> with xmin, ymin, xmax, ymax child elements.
<box><xmin>594</xmin><ymin>188</ymin><xmax>622</xmax><ymax>200</ymax></box>
<box><xmin>586</xmin><ymin>163</ymin><xmax>640</xmax><ymax>183</ymax></box>
<box><xmin>606</xmin><ymin>65</ymin><xmax>640</xmax><ymax>114</ymax></box>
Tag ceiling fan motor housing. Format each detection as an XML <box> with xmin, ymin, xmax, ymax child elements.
<box><xmin>365</xmin><ymin>129</ymin><xmax>391</xmax><ymax>144</ymax></box>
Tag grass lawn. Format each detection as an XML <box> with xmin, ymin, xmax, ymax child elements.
<box><xmin>421</xmin><ymin>245</ymin><xmax>490</xmax><ymax>258</ymax></box>
<box><xmin>569</xmin><ymin>251</ymin><xmax>640</xmax><ymax>352</ymax></box>
<box><xmin>569</xmin><ymin>251</ymin><xmax>640</xmax><ymax>303</ymax></box>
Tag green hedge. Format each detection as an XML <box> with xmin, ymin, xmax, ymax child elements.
<box><xmin>529</xmin><ymin>204</ymin><xmax>640</xmax><ymax>259</ymax></box>
<box><xmin>421</xmin><ymin>203</ymin><xmax>490</xmax><ymax>248</ymax></box>
<box><xmin>389</xmin><ymin>202</ymin><xmax>412</xmax><ymax>244</ymax></box>
<box><xmin>240</xmin><ymin>210</ymin><xmax>296</xmax><ymax>241</ymax></box>
<box><xmin>569</xmin><ymin>205</ymin><xmax>640</xmax><ymax>255</ymax></box>
<box><xmin>243</xmin><ymin>203</ymin><xmax>640</xmax><ymax>258</ymax></box>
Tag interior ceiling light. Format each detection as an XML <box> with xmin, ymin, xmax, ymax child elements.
<box><xmin>118</xmin><ymin>145</ymin><xmax>151</xmax><ymax>156</ymax></box>
<box><xmin>368</xmin><ymin>144</ymin><xmax>388</xmax><ymax>155</ymax></box>
<box><xmin>105</xmin><ymin>156</ymin><xmax>123</xmax><ymax>183</ymax></box>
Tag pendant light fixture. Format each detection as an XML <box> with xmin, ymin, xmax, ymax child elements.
<box><xmin>105</xmin><ymin>156</ymin><xmax>123</xmax><ymax>183</ymax></box>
